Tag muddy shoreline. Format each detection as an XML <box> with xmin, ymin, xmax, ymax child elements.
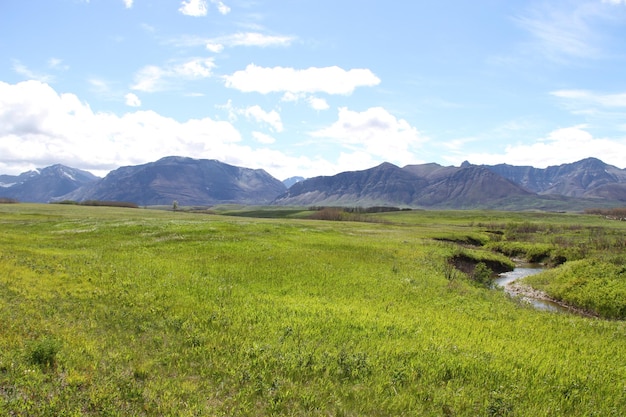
<box><xmin>504</xmin><ymin>281</ymin><xmax>599</xmax><ymax>318</ymax></box>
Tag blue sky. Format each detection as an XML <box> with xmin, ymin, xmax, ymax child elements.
<box><xmin>1</xmin><ymin>0</ymin><xmax>626</xmax><ymax>179</ymax></box>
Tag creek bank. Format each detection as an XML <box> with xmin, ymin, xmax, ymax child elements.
<box><xmin>494</xmin><ymin>266</ymin><xmax>599</xmax><ymax>318</ymax></box>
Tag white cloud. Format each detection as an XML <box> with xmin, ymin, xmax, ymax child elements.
<box><xmin>278</xmin><ymin>92</ymin><xmax>330</xmax><ymax>110</ymax></box>
<box><xmin>252</xmin><ymin>131</ymin><xmax>276</xmax><ymax>144</ymax></box>
<box><xmin>448</xmin><ymin>125</ymin><xmax>626</xmax><ymax>169</ymax></box>
<box><xmin>224</xmin><ymin>64</ymin><xmax>381</xmax><ymax>95</ymax></box>
<box><xmin>131</xmin><ymin>58</ymin><xmax>215</xmax><ymax>92</ymax></box>
<box><xmin>515</xmin><ymin>1</ymin><xmax>626</xmax><ymax>63</ymax></box>
<box><xmin>0</xmin><ymin>80</ymin><xmax>330</xmax><ymax>180</ymax></box>
<box><xmin>311</xmin><ymin>107</ymin><xmax>427</xmax><ymax>167</ymax></box>
<box><xmin>123</xmin><ymin>0</ymin><xmax>133</xmax><ymax>8</ymax></box>
<box><xmin>206</xmin><ymin>43</ymin><xmax>225</xmax><ymax>53</ymax></box>
<box><xmin>12</xmin><ymin>60</ymin><xmax>53</xmax><ymax>83</ymax></box>
<box><xmin>551</xmin><ymin>89</ymin><xmax>626</xmax><ymax>107</ymax></box>
<box><xmin>206</xmin><ymin>32</ymin><xmax>294</xmax><ymax>53</ymax></box>
<box><xmin>124</xmin><ymin>93</ymin><xmax>141</xmax><ymax>107</ymax></box>
<box><xmin>0</xmin><ymin>80</ymin><xmax>243</xmax><ymax>174</ymax></box>
<box><xmin>179</xmin><ymin>0</ymin><xmax>228</xmax><ymax>16</ymax></box>
<box><xmin>515</xmin><ymin>7</ymin><xmax>597</xmax><ymax>61</ymax></box>
<box><xmin>217</xmin><ymin>101</ymin><xmax>283</xmax><ymax>132</ymax></box>
<box><xmin>212</xmin><ymin>0</ymin><xmax>230</xmax><ymax>15</ymax></box>
<box><xmin>47</xmin><ymin>58</ymin><xmax>69</xmax><ymax>71</ymax></box>
<box><xmin>308</xmin><ymin>96</ymin><xmax>330</xmax><ymax>111</ymax></box>
<box><xmin>242</xmin><ymin>105</ymin><xmax>283</xmax><ymax>132</ymax></box>
<box><xmin>179</xmin><ymin>0</ymin><xmax>208</xmax><ymax>17</ymax></box>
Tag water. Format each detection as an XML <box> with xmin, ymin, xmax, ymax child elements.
<box><xmin>493</xmin><ymin>266</ymin><xmax>571</xmax><ymax>313</ymax></box>
<box><xmin>493</xmin><ymin>266</ymin><xmax>544</xmax><ymax>287</ymax></box>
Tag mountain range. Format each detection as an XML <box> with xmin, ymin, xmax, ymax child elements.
<box><xmin>0</xmin><ymin>164</ymin><xmax>99</xmax><ymax>203</ymax></box>
<box><xmin>1</xmin><ymin>156</ymin><xmax>625</xmax><ymax>210</ymax></box>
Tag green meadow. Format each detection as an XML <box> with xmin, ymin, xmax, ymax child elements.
<box><xmin>0</xmin><ymin>204</ymin><xmax>625</xmax><ymax>416</ymax></box>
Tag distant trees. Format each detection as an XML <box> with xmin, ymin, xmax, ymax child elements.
<box><xmin>585</xmin><ymin>207</ymin><xmax>626</xmax><ymax>220</ymax></box>
<box><xmin>53</xmin><ymin>200</ymin><xmax>139</xmax><ymax>208</ymax></box>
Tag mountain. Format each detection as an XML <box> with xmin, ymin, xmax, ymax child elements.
<box><xmin>3</xmin><ymin>157</ymin><xmax>625</xmax><ymax>209</ymax></box>
<box><xmin>273</xmin><ymin>162</ymin><xmax>532</xmax><ymax>208</ymax></box>
<box><xmin>483</xmin><ymin>157</ymin><xmax>626</xmax><ymax>201</ymax></box>
<box><xmin>283</xmin><ymin>176</ymin><xmax>306</xmax><ymax>188</ymax></box>
<box><xmin>60</xmin><ymin>156</ymin><xmax>287</xmax><ymax>206</ymax></box>
<box><xmin>0</xmin><ymin>164</ymin><xmax>99</xmax><ymax>203</ymax></box>
<box><xmin>275</xmin><ymin>163</ymin><xmax>429</xmax><ymax>206</ymax></box>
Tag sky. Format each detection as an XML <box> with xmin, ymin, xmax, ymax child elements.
<box><xmin>1</xmin><ymin>0</ymin><xmax>626</xmax><ymax>180</ymax></box>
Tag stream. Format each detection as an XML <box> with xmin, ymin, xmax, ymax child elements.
<box><xmin>492</xmin><ymin>265</ymin><xmax>572</xmax><ymax>313</ymax></box>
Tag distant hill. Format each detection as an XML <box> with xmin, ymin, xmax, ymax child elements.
<box><xmin>2</xmin><ymin>157</ymin><xmax>625</xmax><ymax>209</ymax></box>
<box><xmin>0</xmin><ymin>164</ymin><xmax>99</xmax><ymax>203</ymax></box>
<box><xmin>273</xmin><ymin>162</ymin><xmax>533</xmax><ymax>208</ymax></box>
<box><xmin>483</xmin><ymin>157</ymin><xmax>626</xmax><ymax>201</ymax></box>
<box><xmin>275</xmin><ymin>163</ymin><xmax>430</xmax><ymax>206</ymax></box>
<box><xmin>60</xmin><ymin>156</ymin><xmax>287</xmax><ymax>206</ymax></box>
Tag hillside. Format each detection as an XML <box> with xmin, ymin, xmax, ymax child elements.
<box><xmin>61</xmin><ymin>156</ymin><xmax>287</xmax><ymax>206</ymax></box>
<box><xmin>0</xmin><ymin>164</ymin><xmax>99</xmax><ymax>203</ymax></box>
<box><xmin>273</xmin><ymin>159</ymin><xmax>626</xmax><ymax>209</ymax></box>
<box><xmin>273</xmin><ymin>162</ymin><xmax>533</xmax><ymax>208</ymax></box>
<box><xmin>2</xmin><ymin>157</ymin><xmax>625</xmax><ymax>209</ymax></box>
<box><xmin>484</xmin><ymin>157</ymin><xmax>626</xmax><ymax>200</ymax></box>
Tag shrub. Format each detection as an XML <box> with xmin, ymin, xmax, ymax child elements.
<box><xmin>80</xmin><ymin>200</ymin><xmax>139</xmax><ymax>208</ymax></box>
<box><xmin>309</xmin><ymin>207</ymin><xmax>345</xmax><ymax>221</ymax></box>
<box><xmin>472</xmin><ymin>262</ymin><xmax>493</xmax><ymax>286</ymax></box>
<box><xmin>28</xmin><ymin>337</ymin><xmax>61</xmax><ymax>369</ymax></box>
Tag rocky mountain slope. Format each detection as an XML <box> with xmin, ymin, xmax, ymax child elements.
<box><xmin>0</xmin><ymin>164</ymin><xmax>99</xmax><ymax>203</ymax></box>
<box><xmin>272</xmin><ymin>162</ymin><xmax>533</xmax><ymax>208</ymax></box>
<box><xmin>483</xmin><ymin>157</ymin><xmax>626</xmax><ymax>201</ymax></box>
<box><xmin>60</xmin><ymin>156</ymin><xmax>286</xmax><ymax>206</ymax></box>
<box><xmin>2</xmin><ymin>157</ymin><xmax>625</xmax><ymax>209</ymax></box>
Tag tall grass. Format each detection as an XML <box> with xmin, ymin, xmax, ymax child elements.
<box><xmin>0</xmin><ymin>204</ymin><xmax>624</xmax><ymax>416</ymax></box>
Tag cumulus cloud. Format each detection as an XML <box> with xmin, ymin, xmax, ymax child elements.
<box><xmin>307</xmin><ymin>96</ymin><xmax>330</xmax><ymax>111</ymax></box>
<box><xmin>311</xmin><ymin>107</ymin><xmax>427</xmax><ymax>167</ymax></box>
<box><xmin>131</xmin><ymin>58</ymin><xmax>215</xmax><ymax>92</ymax></box>
<box><xmin>242</xmin><ymin>105</ymin><xmax>283</xmax><ymax>132</ymax></box>
<box><xmin>218</xmin><ymin>101</ymin><xmax>283</xmax><ymax>132</ymax></box>
<box><xmin>224</xmin><ymin>64</ymin><xmax>381</xmax><ymax>95</ymax></box>
<box><xmin>124</xmin><ymin>93</ymin><xmax>141</xmax><ymax>107</ymax></box>
<box><xmin>448</xmin><ymin>125</ymin><xmax>626</xmax><ymax>169</ymax></box>
<box><xmin>179</xmin><ymin>0</ymin><xmax>208</xmax><ymax>17</ymax></box>
<box><xmin>0</xmin><ymin>80</ymin><xmax>333</xmax><ymax>180</ymax></box>
<box><xmin>252</xmin><ymin>131</ymin><xmax>276</xmax><ymax>144</ymax></box>
<box><xmin>212</xmin><ymin>0</ymin><xmax>230</xmax><ymax>14</ymax></box>
<box><xmin>0</xmin><ymin>80</ymin><xmax>243</xmax><ymax>174</ymax></box>
<box><xmin>206</xmin><ymin>32</ymin><xmax>294</xmax><ymax>53</ymax></box>
<box><xmin>179</xmin><ymin>0</ymin><xmax>229</xmax><ymax>16</ymax></box>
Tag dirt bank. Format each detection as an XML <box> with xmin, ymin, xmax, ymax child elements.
<box><xmin>505</xmin><ymin>282</ymin><xmax>599</xmax><ymax>318</ymax></box>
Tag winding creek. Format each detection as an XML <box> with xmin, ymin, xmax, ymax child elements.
<box><xmin>492</xmin><ymin>265</ymin><xmax>573</xmax><ymax>313</ymax></box>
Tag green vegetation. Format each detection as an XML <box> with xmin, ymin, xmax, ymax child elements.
<box><xmin>0</xmin><ymin>204</ymin><xmax>624</xmax><ymax>416</ymax></box>
<box><xmin>54</xmin><ymin>200</ymin><xmax>140</xmax><ymax>208</ymax></box>
<box><xmin>524</xmin><ymin>259</ymin><xmax>626</xmax><ymax>319</ymax></box>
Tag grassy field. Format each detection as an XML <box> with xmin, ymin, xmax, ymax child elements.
<box><xmin>0</xmin><ymin>204</ymin><xmax>625</xmax><ymax>416</ymax></box>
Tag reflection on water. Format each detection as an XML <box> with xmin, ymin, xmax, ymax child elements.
<box><xmin>493</xmin><ymin>267</ymin><xmax>544</xmax><ymax>287</ymax></box>
<box><xmin>493</xmin><ymin>266</ymin><xmax>572</xmax><ymax>313</ymax></box>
